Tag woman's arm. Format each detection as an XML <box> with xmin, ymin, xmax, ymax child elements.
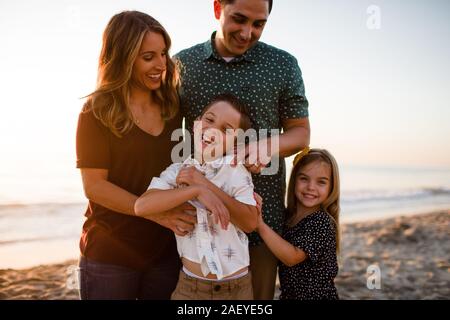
<box><xmin>81</xmin><ymin>168</ymin><xmax>137</xmax><ymax>215</ymax></box>
<box><xmin>80</xmin><ymin>168</ymin><xmax>197</xmax><ymax>235</ymax></box>
<box><xmin>176</xmin><ymin>167</ymin><xmax>258</xmax><ymax>233</ymax></box>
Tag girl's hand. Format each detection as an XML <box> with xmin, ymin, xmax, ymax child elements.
<box><xmin>197</xmin><ymin>186</ymin><xmax>230</xmax><ymax>230</ymax></box>
<box><xmin>253</xmin><ymin>192</ymin><xmax>265</xmax><ymax>232</ymax></box>
<box><xmin>176</xmin><ymin>166</ymin><xmax>208</xmax><ymax>187</ymax></box>
<box><xmin>254</xmin><ymin>192</ymin><xmax>263</xmax><ymax>213</ymax></box>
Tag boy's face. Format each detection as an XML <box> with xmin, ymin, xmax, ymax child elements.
<box><xmin>194</xmin><ymin>101</ymin><xmax>242</xmax><ymax>161</ymax></box>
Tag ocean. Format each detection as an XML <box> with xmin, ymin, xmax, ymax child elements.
<box><xmin>1</xmin><ymin>161</ymin><xmax>450</xmax><ymax>269</ymax></box>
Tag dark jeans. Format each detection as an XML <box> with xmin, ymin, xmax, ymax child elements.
<box><xmin>78</xmin><ymin>256</ymin><xmax>180</xmax><ymax>300</ymax></box>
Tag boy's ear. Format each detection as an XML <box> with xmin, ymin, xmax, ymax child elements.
<box><xmin>213</xmin><ymin>0</ymin><xmax>222</xmax><ymax>20</ymax></box>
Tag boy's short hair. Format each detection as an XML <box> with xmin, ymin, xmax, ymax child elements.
<box><xmin>201</xmin><ymin>93</ymin><xmax>253</xmax><ymax>131</ymax></box>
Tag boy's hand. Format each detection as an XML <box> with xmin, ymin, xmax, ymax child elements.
<box><xmin>176</xmin><ymin>166</ymin><xmax>208</xmax><ymax>187</ymax></box>
<box><xmin>197</xmin><ymin>186</ymin><xmax>230</xmax><ymax>230</ymax></box>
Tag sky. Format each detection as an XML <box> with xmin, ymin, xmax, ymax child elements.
<box><xmin>0</xmin><ymin>0</ymin><xmax>449</xmax><ymax>179</ymax></box>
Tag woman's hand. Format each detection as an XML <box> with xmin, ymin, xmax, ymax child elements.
<box><xmin>176</xmin><ymin>166</ymin><xmax>209</xmax><ymax>187</ymax></box>
<box><xmin>196</xmin><ymin>186</ymin><xmax>230</xmax><ymax>230</ymax></box>
<box><xmin>147</xmin><ymin>202</ymin><xmax>197</xmax><ymax>237</ymax></box>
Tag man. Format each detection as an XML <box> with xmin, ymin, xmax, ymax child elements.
<box><xmin>175</xmin><ymin>0</ymin><xmax>310</xmax><ymax>299</ymax></box>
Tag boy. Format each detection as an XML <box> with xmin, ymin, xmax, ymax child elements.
<box><xmin>135</xmin><ymin>93</ymin><xmax>258</xmax><ymax>299</ymax></box>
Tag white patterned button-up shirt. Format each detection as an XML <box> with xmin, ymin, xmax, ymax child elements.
<box><xmin>148</xmin><ymin>155</ymin><xmax>256</xmax><ymax>279</ymax></box>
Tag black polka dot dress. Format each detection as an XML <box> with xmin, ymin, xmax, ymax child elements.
<box><xmin>278</xmin><ymin>210</ymin><xmax>339</xmax><ymax>300</ymax></box>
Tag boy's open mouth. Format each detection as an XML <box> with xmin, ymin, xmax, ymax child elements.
<box><xmin>201</xmin><ymin>133</ymin><xmax>214</xmax><ymax>146</ymax></box>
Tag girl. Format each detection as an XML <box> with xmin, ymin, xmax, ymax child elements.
<box><xmin>135</xmin><ymin>93</ymin><xmax>258</xmax><ymax>300</ymax></box>
<box><xmin>256</xmin><ymin>148</ymin><xmax>340</xmax><ymax>300</ymax></box>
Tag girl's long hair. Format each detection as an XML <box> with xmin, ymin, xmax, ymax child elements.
<box><xmin>286</xmin><ymin>149</ymin><xmax>341</xmax><ymax>253</ymax></box>
<box><xmin>83</xmin><ymin>11</ymin><xmax>179</xmax><ymax>137</ymax></box>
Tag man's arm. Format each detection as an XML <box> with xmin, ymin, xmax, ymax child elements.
<box><xmin>241</xmin><ymin>117</ymin><xmax>310</xmax><ymax>173</ymax></box>
<box><xmin>277</xmin><ymin>117</ymin><xmax>311</xmax><ymax>158</ymax></box>
<box><xmin>245</xmin><ymin>53</ymin><xmax>310</xmax><ymax>171</ymax></box>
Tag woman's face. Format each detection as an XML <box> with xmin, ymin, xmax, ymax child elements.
<box><xmin>131</xmin><ymin>31</ymin><xmax>167</xmax><ymax>91</ymax></box>
<box><xmin>194</xmin><ymin>101</ymin><xmax>242</xmax><ymax>161</ymax></box>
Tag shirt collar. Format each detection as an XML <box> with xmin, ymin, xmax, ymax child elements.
<box><xmin>203</xmin><ymin>32</ymin><xmax>258</xmax><ymax>63</ymax></box>
<box><xmin>184</xmin><ymin>154</ymin><xmax>235</xmax><ymax>169</ymax></box>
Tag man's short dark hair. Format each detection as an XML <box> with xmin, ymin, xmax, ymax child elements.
<box><xmin>219</xmin><ymin>0</ymin><xmax>273</xmax><ymax>14</ymax></box>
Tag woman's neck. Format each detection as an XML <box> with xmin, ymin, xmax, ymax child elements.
<box><xmin>129</xmin><ymin>85</ymin><xmax>155</xmax><ymax>112</ymax></box>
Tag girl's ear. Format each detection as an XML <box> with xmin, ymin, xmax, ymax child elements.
<box><xmin>196</xmin><ymin>116</ymin><xmax>201</xmax><ymax>121</ymax></box>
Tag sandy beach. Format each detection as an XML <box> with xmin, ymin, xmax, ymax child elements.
<box><xmin>1</xmin><ymin>210</ymin><xmax>449</xmax><ymax>300</ymax></box>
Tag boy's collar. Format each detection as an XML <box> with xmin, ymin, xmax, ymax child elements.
<box><xmin>185</xmin><ymin>154</ymin><xmax>235</xmax><ymax>169</ymax></box>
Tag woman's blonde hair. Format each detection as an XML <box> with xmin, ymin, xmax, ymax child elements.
<box><xmin>286</xmin><ymin>148</ymin><xmax>341</xmax><ymax>253</ymax></box>
<box><xmin>83</xmin><ymin>11</ymin><xmax>179</xmax><ymax>137</ymax></box>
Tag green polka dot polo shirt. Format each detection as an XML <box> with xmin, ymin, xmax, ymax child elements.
<box><xmin>175</xmin><ymin>32</ymin><xmax>309</xmax><ymax>246</ymax></box>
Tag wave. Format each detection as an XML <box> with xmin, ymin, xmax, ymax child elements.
<box><xmin>0</xmin><ymin>235</ymin><xmax>78</xmax><ymax>246</ymax></box>
<box><xmin>342</xmin><ymin>187</ymin><xmax>450</xmax><ymax>204</ymax></box>
<box><xmin>0</xmin><ymin>202</ymin><xmax>86</xmax><ymax>218</ymax></box>
<box><xmin>0</xmin><ymin>201</ymin><xmax>86</xmax><ymax>209</ymax></box>
<box><xmin>1</xmin><ymin>188</ymin><xmax>450</xmax><ymax>208</ymax></box>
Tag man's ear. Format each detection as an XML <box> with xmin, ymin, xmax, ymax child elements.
<box><xmin>213</xmin><ymin>0</ymin><xmax>222</xmax><ymax>20</ymax></box>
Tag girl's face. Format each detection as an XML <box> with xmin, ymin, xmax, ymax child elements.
<box><xmin>295</xmin><ymin>160</ymin><xmax>332</xmax><ymax>211</ymax></box>
<box><xmin>194</xmin><ymin>101</ymin><xmax>241</xmax><ymax>160</ymax></box>
<box><xmin>131</xmin><ymin>31</ymin><xmax>167</xmax><ymax>92</ymax></box>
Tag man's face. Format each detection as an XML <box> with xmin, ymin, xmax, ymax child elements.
<box><xmin>214</xmin><ymin>0</ymin><xmax>269</xmax><ymax>57</ymax></box>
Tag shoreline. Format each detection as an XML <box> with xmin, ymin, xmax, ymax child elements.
<box><xmin>1</xmin><ymin>210</ymin><xmax>449</xmax><ymax>300</ymax></box>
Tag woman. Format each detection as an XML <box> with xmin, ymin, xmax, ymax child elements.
<box><xmin>76</xmin><ymin>11</ymin><xmax>195</xmax><ymax>300</ymax></box>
